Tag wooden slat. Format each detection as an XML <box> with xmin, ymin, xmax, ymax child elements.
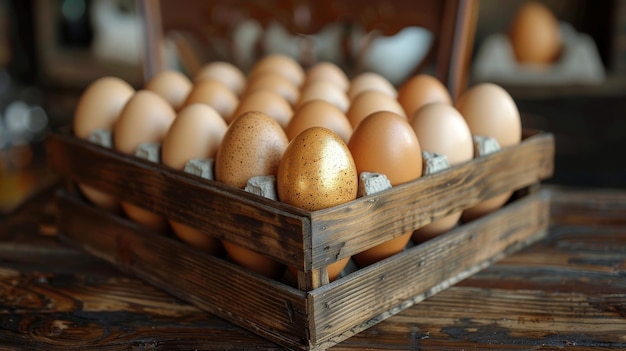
<box><xmin>45</xmin><ymin>131</ymin><xmax>312</xmax><ymax>270</ymax></box>
<box><xmin>46</xmin><ymin>130</ymin><xmax>554</xmax><ymax>273</ymax></box>
<box><xmin>307</xmin><ymin>190</ymin><xmax>550</xmax><ymax>346</ymax></box>
<box><xmin>308</xmin><ymin>132</ymin><xmax>554</xmax><ymax>269</ymax></box>
<box><xmin>55</xmin><ymin>191</ymin><xmax>310</xmax><ymax>348</ymax></box>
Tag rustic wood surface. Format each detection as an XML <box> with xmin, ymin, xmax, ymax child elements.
<box><xmin>1</xmin><ymin>184</ymin><xmax>625</xmax><ymax>350</ymax></box>
<box><xmin>45</xmin><ymin>129</ymin><xmax>554</xmax><ymax>272</ymax></box>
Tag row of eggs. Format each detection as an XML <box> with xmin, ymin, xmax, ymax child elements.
<box><xmin>73</xmin><ymin>54</ymin><xmax>521</xmax><ymax>281</ymax></box>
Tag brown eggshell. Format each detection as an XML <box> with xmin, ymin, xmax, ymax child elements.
<box><xmin>73</xmin><ymin>76</ymin><xmax>135</xmax><ymax>139</ymax></box>
<box><xmin>144</xmin><ymin>70</ymin><xmax>192</xmax><ymax>111</ymax></box>
<box><xmin>161</xmin><ymin>103</ymin><xmax>227</xmax><ymax>253</ymax></box>
<box><xmin>161</xmin><ymin>104</ymin><xmax>227</xmax><ymax>170</ymax></box>
<box><xmin>509</xmin><ymin>1</ymin><xmax>561</xmax><ymax>64</ymax></box>
<box><xmin>347</xmin><ymin>72</ymin><xmax>397</xmax><ymax>100</ymax></box>
<box><xmin>456</xmin><ymin>83</ymin><xmax>521</xmax><ymax>220</ymax></box>
<box><xmin>113</xmin><ymin>90</ymin><xmax>176</xmax><ymax>154</ymax></box>
<box><xmin>304</xmin><ymin>61</ymin><xmax>349</xmax><ymax>91</ymax></box>
<box><xmin>398</xmin><ymin>74</ymin><xmax>452</xmax><ymax>118</ymax></box>
<box><xmin>243</xmin><ymin>72</ymin><xmax>299</xmax><ymax>106</ymax></box>
<box><xmin>348</xmin><ymin>111</ymin><xmax>422</xmax><ymax>267</ymax></box>
<box><xmin>347</xmin><ymin>90</ymin><xmax>407</xmax><ymax>133</ymax></box>
<box><xmin>73</xmin><ymin>76</ymin><xmax>134</xmax><ymax>211</ymax></box>
<box><xmin>285</xmin><ymin>100</ymin><xmax>352</xmax><ymax>143</ymax></box>
<box><xmin>409</xmin><ymin>103</ymin><xmax>473</xmax><ymax>241</ymax></box>
<box><xmin>277</xmin><ymin>127</ymin><xmax>358</xmax><ymax>280</ymax></box>
<box><xmin>194</xmin><ymin>61</ymin><xmax>246</xmax><ymax>95</ymax></box>
<box><xmin>113</xmin><ymin>90</ymin><xmax>176</xmax><ymax>233</ymax></box>
<box><xmin>296</xmin><ymin>81</ymin><xmax>349</xmax><ymax>113</ymax></box>
<box><xmin>249</xmin><ymin>54</ymin><xmax>305</xmax><ymax>87</ymax></box>
<box><xmin>230</xmin><ymin>90</ymin><xmax>293</xmax><ymax>128</ymax></box>
<box><xmin>183</xmin><ymin>79</ymin><xmax>239</xmax><ymax>121</ymax></box>
<box><xmin>215</xmin><ymin>111</ymin><xmax>289</xmax><ymax>277</ymax></box>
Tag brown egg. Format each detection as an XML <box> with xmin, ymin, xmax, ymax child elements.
<box><xmin>249</xmin><ymin>54</ymin><xmax>305</xmax><ymax>87</ymax></box>
<box><xmin>194</xmin><ymin>61</ymin><xmax>246</xmax><ymax>95</ymax></box>
<box><xmin>285</xmin><ymin>100</ymin><xmax>352</xmax><ymax>143</ymax></box>
<box><xmin>397</xmin><ymin>74</ymin><xmax>452</xmax><ymax>118</ymax></box>
<box><xmin>230</xmin><ymin>90</ymin><xmax>293</xmax><ymax>128</ymax></box>
<box><xmin>509</xmin><ymin>1</ymin><xmax>561</xmax><ymax>64</ymax></box>
<box><xmin>409</xmin><ymin>103</ymin><xmax>473</xmax><ymax>242</ymax></box>
<box><xmin>456</xmin><ymin>83</ymin><xmax>522</xmax><ymax>221</ymax></box>
<box><xmin>348</xmin><ymin>111</ymin><xmax>422</xmax><ymax>267</ymax></box>
<box><xmin>74</xmin><ymin>76</ymin><xmax>135</xmax><ymax>139</ymax></box>
<box><xmin>183</xmin><ymin>79</ymin><xmax>239</xmax><ymax>121</ymax></box>
<box><xmin>73</xmin><ymin>76</ymin><xmax>135</xmax><ymax>211</ymax></box>
<box><xmin>161</xmin><ymin>104</ymin><xmax>227</xmax><ymax>170</ymax></box>
<box><xmin>346</xmin><ymin>90</ymin><xmax>406</xmax><ymax>129</ymax></box>
<box><xmin>161</xmin><ymin>104</ymin><xmax>228</xmax><ymax>254</ymax></box>
<box><xmin>347</xmin><ymin>72</ymin><xmax>397</xmax><ymax>101</ymax></box>
<box><xmin>114</xmin><ymin>90</ymin><xmax>176</xmax><ymax>233</ymax></box>
<box><xmin>243</xmin><ymin>72</ymin><xmax>299</xmax><ymax>106</ymax></box>
<box><xmin>144</xmin><ymin>70</ymin><xmax>192</xmax><ymax>111</ymax></box>
<box><xmin>304</xmin><ymin>61</ymin><xmax>349</xmax><ymax>91</ymax></box>
<box><xmin>215</xmin><ymin>111</ymin><xmax>289</xmax><ymax>278</ymax></box>
<box><xmin>296</xmin><ymin>81</ymin><xmax>349</xmax><ymax>113</ymax></box>
<box><xmin>278</xmin><ymin>127</ymin><xmax>358</xmax><ymax>281</ymax></box>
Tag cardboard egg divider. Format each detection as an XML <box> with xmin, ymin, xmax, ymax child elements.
<box><xmin>46</xmin><ymin>127</ymin><xmax>554</xmax><ymax>350</ymax></box>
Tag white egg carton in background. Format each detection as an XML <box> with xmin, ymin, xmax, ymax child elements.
<box><xmin>472</xmin><ymin>23</ymin><xmax>606</xmax><ymax>85</ymax></box>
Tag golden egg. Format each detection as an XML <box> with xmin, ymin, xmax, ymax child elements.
<box><xmin>278</xmin><ymin>127</ymin><xmax>358</xmax><ymax>281</ymax></box>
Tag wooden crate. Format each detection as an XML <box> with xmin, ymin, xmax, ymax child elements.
<box><xmin>46</xmin><ymin>128</ymin><xmax>554</xmax><ymax>350</ymax></box>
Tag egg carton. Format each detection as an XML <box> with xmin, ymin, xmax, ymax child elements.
<box><xmin>46</xmin><ymin>127</ymin><xmax>553</xmax><ymax>350</ymax></box>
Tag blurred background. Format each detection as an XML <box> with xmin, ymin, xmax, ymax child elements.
<box><xmin>0</xmin><ymin>0</ymin><xmax>624</xmax><ymax>214</ymax></box>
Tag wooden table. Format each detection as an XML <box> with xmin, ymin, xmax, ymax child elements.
<box><xmin>1</xmin><ymin>185</ymin><xmax>625</xmax><ymax>350</ymax></box>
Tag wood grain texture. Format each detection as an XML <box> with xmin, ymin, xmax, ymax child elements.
<box><xmin>0</xmin><ymin>186</ymin><xmax>625</xmax><ymax>350</ymax></box>
<box><xmin>308</xmin><ymin>191</ymin><xmax>550</xmax><ymax>347</ymax></box>
<box><xmin>52</xmin><ymin>189</ymin><xmax>549</xmax><ymax>350</ymax></box>
<box><xmin>55</xmin><ymin>191</ymin><xmax>310</xmax><ymax>348</ymax></box>
<box><xmin>45</xmin><ymin>129</ymin><xmax>554</xmax><ymax>272</ymax></box>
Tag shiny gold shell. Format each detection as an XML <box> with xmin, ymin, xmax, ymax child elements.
<box><xmin>277</xmin><ymin>127</ymin><xmax>358</xmax><ymax>211</ymax></box>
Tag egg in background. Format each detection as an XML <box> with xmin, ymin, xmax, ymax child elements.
<box><xmin>113</xmin><ymin>90</ymin><xmax>176</xmax><ymax>234</ymax></box>
<box><xmin>398</xmin><ymin>74</ymin><xmax>452</xmax><ymax>118</ymax></box>
<box><xmin>144</xmin><ymin>70</ymin><xmax>192</xmax><ymax>111</ymax></box>
<box><xmin>243</xmin><ymin>72</ymin><xmax>299</xmax><ymax>106</ymax></box>
<box><xmin>509</xmin><ymin>1</ymin><xmax>561</xmax><ymax>64</ymax></box>
<box><xmin>278</xmin><ymin>127</ymin><xmax>358</xmax><ymax>281</ymax></box>
<box><xmin>296</xmin><ymin>80</ymin><xmax>349</xmax><ymax>113</ymax></box>
<box><xmin>285</xmin><ymin>100</ymin><xmax>352</xmax><ymax>143</ymax></box>
<box><xmin>348</xmin><ymin>111</ymin><xmax>422</xmax><ymax>267</ymax></box>
<box><xmin>456</xmin><ymin>83</ymin><xmax>522</xmax><ymax>221</ymax></box>
<box><xmin>183</xmin><ymin>79</ymin><xmax>239</xmax><ymax>122</ymax></box>
<box><xmin>303</xmin><ymin>61</ymin><xmax>350</xmax><ymax>92</ymax></box>
<box><xmin>410</xmin><ymin>103</ymin><xmax>473</xmax><ymax>242</ymax></box>
<box><xmin>346</xmin><ymin>90</ymin><xmax>406</xmax><ymax>129</ymax></box>
<box><xmin>73</xmin><ymin>76</ymin><xmax>135</xmax><ymax>212</ymax></box>
<box><xmin>347</xmin><ymin>72</ymin><xmax>397</xmax><ymax>101</ymax></box>
<box><xmin>248</xmin><ymin>54</ymin><xmax>305</xmax><ymax>88</ymax></box>
<box><xmin>215</xmin><ymin>111</ymin><xmax>289</xmax><ymax>278</ymax></box>
<box><xmin>194</xmin><ymin>61</ymin><xmax>246</xmax><ymax>96</ymax></box>
<box><xmin>231</xmin><ymin>90</ymin><xmax>293</xmax><ymax>128</ymax></box>
<box><xmin>161</xmin><ymin>104</ymin><xmax>227</xmax><ymax>254</ymax></box>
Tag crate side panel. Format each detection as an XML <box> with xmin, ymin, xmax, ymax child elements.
<box><xmin>308</xmin><ymin>191</ymin><xmax>550</xmax><ymax>345</ymax></box>
<box><xmin>308</xmin><ymin>132</ymin><xmax>554</xmax><ymax>268</ymax></box>
<box><xmin>46</xmin><ymin>132</ymin><xmax>312</xmax><ymax>270</ymax></box>
<box><xmin>56</xmin><ymin>191</ymin><xmax>311</xmax><ymax>347</ymax></box>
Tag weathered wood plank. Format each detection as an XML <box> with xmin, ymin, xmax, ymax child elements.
<box><xmin>55</xmin><ymin>191</ymin><xmax>310</xmax><ymax>348</ymax></box>
<box><xmin>308</xmin><ymin>132</ymin><xmax>554</xmax><ymax>269</ymax></box>
<box><xmin>45</xmin><ymin>130</ymin><xmax>312</xmax><ymax>270</ymax></box>
<box><xmin>308</xmin><ymin>191</ymin><xmax>550</xmax><ymax>346</ymax></box>
<box><xmin>45</xmin><ymin>129</ymin><xmax>554</xmax><ymax>273</ymax></box>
